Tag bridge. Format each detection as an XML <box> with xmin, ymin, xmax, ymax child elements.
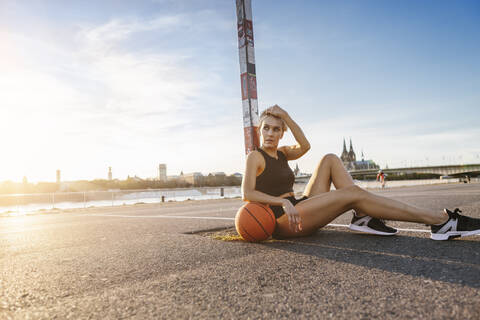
<box><xmin>295</xmin><ymin>163</ymin><xmax>480</xmax><ymax>182</ymax></box>
<box><xmin>349</xmin><ymin>163</ymin><xmax>480</xmax><ymax>179</ymax></box>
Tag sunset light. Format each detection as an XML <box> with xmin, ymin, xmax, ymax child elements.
<box><xmin>1</xmin><ymin>2</ymin><xmax>480</xmax><ymax>319</ymax></box>
<box><xmin>0</xmin><ymin>1</ymin><xmax>478</xmax><ymax>184</ymax></box>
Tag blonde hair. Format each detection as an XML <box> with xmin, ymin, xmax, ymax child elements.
<box><xmin>258</xmin><ymin>110</ymin><xmax>288</xmax><ymax>132</ymax></box>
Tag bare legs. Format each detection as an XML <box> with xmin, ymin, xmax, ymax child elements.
<box><xmin>275</xmin><ymin>154</ymin><xmax>448</xmax><ymax>238</ymax></box>
<box><xmin>302</xmin><ymin>153</ymin><xmax>370</xmax><ymax>217</ymax></box>
<box><xmin>303</xmin><ymin>154</ymin><xmax>353</xmax><ymax>194</ymax></box>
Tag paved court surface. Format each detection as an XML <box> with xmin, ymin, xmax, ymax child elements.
<box><xmin>1</xmin><ymin>183</ymin><xmax>480</xmax><ymax>319</ymax></box>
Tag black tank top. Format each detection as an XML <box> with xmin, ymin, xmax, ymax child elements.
<box><xmin>255</xmin><ymin>148</ymin><xmax>295</xmax><ymax>196</ymax></box>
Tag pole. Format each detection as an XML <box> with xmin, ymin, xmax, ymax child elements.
<box><xmin>236</xmin><ymin>0</ymin><xmax>260</xmax><ymax>154</ymax></box>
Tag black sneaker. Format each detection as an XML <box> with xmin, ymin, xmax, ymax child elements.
<box><xmin>348</xmin><ymin>211</ymin><xmax>398</xmax><ymax>236</ymax></box>
<box><xmin>430</xmin><ymin>208</ymin><xmax>480</xmax><ymax>240</ymax></box>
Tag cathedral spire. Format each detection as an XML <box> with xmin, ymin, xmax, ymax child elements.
<box><xmin>294</xmin><ymin>163</ymin><xmax>300</xmax><ymax>176</ymax></box>
<box><xmin>341</xmin><ymin>138</ymin><xmax>349</xmax><ymax>162</ymax></box>
<box><xmin>348</xmin><ymin>138</ymin><xmax>356</xmax><ymax>162</ymax></box>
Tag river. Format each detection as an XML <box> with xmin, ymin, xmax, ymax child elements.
<box><xmin>0</xmin><ymin>178</ymin><xmax>470</xmax><ymax>215</ymax></box>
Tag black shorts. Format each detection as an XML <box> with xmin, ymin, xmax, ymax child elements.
<box><xmin>270</xmin><ymin>195</ymin><xmax>309</xmax><ymax>219</ymax></box>
<box><xmin>271</xmin><ymin>195</ymin><xmax>308</xmax><ymax>240</ymax></box>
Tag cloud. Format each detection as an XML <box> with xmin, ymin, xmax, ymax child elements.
<box><xmin>77</xmin><ymin>15</ymin><xmax>185</xmax><ymax>53</ymax></box>
<box><xmin>0</xmin><ymin>9</ymin><xmax>241</xmax><ymax>181</ymax></box>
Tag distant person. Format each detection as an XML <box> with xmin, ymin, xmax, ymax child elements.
<box><xmin>241</xmin><ymin>105</ymin><xmax>480</xmax><ymax>240</ymax></box>
<box><xmin>377</xmin><ymin>170</ymin><xmax>386</xmax><ymax>188</ymax></box>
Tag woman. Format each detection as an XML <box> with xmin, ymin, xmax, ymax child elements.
<box><xmin>241</xmin><ymin>105</ymin><xmax>480</xmax><ymax>240</ymax></box>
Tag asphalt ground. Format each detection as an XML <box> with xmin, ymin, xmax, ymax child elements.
<box><xmin>1</xmin><ymin>183</ymin><xmax>480</xmax><ymax>319</ymax></box>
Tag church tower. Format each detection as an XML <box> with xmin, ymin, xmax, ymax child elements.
<box><xmin>340</xmin><ymin>138</ymin><xmax>352</xmax><ymax>169</ymax></box>
<box><xmin>341</xmin><ymin>138</ymin><xmax>349</xmax><ymax>163</ymax></box>
<box><xmin>348</xmin><ymin>138</ymin><xmax>356</xmax><ymax>162</ymax></box>
<box><xmin>294</xmin><ymin>163</ymin><xmax>300</xmax><ymax>176</ymax></box>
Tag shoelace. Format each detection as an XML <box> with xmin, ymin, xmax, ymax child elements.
<box><xmin>448</xmin><ymin>208</ymin><xmax>462</xmax><ymax>219</ymax></box>
<box><xmin>427</xmin><ymin>208</ymin><xmax>463</xmax><ymax>227</ymax></box>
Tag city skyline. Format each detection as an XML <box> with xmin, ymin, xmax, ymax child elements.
<box><xmin>35</xmin><ymin>167</ymin><xmax>243</xmax><ymax>184</ymax></box>
<box><xmin>16</xmin><ymin>145</ymin><xmax>479</xmax><ymax>184</ymax></box>
<box><xmin>1</xmin><ymin>0</ymin><xmax>479</xmax><ymax>183</ymax></box>
<box><xmin>2</xmin><ymin>134</ymin><xmax>480</xmax><ymax>183</ymax></box>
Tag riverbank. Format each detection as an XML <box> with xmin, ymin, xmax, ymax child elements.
<box><xmin>355</xmin><ymin>177</ymin><xmax>477</xmax><ymax>189</ymax></box>
<box><xmin>2</xmin><ymin>180</ymin><xmax>478</xmax><ymax>217</ymax></box>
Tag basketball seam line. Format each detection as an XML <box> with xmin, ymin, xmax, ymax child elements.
<box><xmin>240</xmin><ymin>225</ymin><xmax>255</xmax><ymax>242</ymax></box>
<box><xmin>244</xmin><ymin>206</ymin><xmax>270</xmax><ymax>238</ymax></box>
<box><xmin>256</xmin><ymin>203</ymin><xmax>275</xmax><ymax>225</ymax></box>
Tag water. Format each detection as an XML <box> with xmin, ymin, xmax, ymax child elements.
<box><xmin>0</xmin><ymin>187</ymin><xmax>242</xmax><ymax>215</ymax></box>
<box><xmin>1</xmin><ymin>178</ymin><xmax>470</xmax><ymax>216</ymax></box>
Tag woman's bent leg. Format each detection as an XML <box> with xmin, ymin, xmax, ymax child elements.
<box><xmin>303</xmin><ymin>153</ymin><xmax>370</xmax><ymax>217</ymax></box>
<box><xmin>303</xmin><ymin>153</ymin><xmax>355</xmax><ymax>196</ymax></box>
<box><xmin>275</xmin><ymin>185</ymin><xmax>448</xmax><ymax>238</ymax></box>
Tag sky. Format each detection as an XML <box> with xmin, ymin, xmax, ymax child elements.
<box><xmin>1</xmin><ymin>0</ymin><xmax>479</xmax><ymax>183</ymax></box>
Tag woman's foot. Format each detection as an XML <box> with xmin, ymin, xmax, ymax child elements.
<box><xmin>430</xmin><ymin>208</ymin><xmax>480</xmax><ymax>240</ymax></box>
<box><xmin>348</xmin><ymin>211</ymin><xmax>398</xmax><ymax>236</ymax></box>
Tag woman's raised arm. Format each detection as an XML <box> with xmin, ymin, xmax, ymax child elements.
<box><xmin>268</xmin><ymin>105</ymin><xmax>310</xmax><ymax>160</ymax></box>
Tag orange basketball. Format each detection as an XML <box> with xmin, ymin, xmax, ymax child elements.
<box><xmin>235</xmin><ymin>202</ymin><xmax>276</xmax><ymax>242</ymax></box>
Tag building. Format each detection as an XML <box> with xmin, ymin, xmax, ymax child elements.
<box><xmin>167</xmin><ymin>171</ymin><xmax>185</xmax><ymax>183</ymax></box>
<box><xmin>294</xmin><ymin>164</ymin><xmax>300</xmax><ymax>176</ymax></box>
<box><xmin>206</xmin><ymin>172</ymin><xmax>226</xmax><ymax>186</ymax></box>
<box><xmin>233</xmin><ymin>172</ymin><xmax>243</xmax><ymax>180</ymax></box>
<box><xmin>184</xmin><ymin>172</ymin><xmax>204</xmax><ymax>185</ymax></box>
<box><xmin>159</xmin><ymin>164</ymin><xmax>167</xmax><ymax>182</ymax></box>
<box><xmin>167</xmin><ymin>175</ymin><xmax>180</xmax><ymax>181</ymax></box>
<box><xmin>108</xmin><ymin>167</ymin><xmax>112</xmax><ymax>180</ymax></box>
<box><xmin>340</xmin><ymin>138</ymin><xmax>379</xmax><ymax>171</ymax></box>
<box><xmin>354</xmin><ymin>150</ymin><xmax>380</xmax><ymax>170</ymax></box>
<box><xmin>56</xmin><ymin>170</ymin><xmax>61</xmax><ymax>184</ymax></box>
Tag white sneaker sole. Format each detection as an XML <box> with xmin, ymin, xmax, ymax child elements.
<box><xmin>430</xmin><ymin>229</ymin><xmax>480</xmax><ymax>240</ymax></box>
<box><xmin>348</xmin><ymin>223</ymin><xmax>398</xmax><ymax>236</ymax></box>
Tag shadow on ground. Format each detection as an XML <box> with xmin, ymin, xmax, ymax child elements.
<box><xmin>200</xmin><ymin>227</ymin><xmax>480</xmax><ymax>289</ymax></box>
<box><xmin>268</xmin><ymin>229</ymin><xmax>480</xmax><ymax>288</ymax></box>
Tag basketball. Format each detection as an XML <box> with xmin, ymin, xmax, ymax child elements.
<box><xmin>235</xmin><ymin>202</ymin><xmax>276</xmax><ymax>242</ymax></box>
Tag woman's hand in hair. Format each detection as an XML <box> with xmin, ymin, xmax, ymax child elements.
<box><xmin>267</xmin><ymin>105</ymin><xmax>289</xmax><ymax>120</ymax></box>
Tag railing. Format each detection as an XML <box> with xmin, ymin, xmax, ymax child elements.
<box><xmin>0</xmin><ymin>186</ymin><xmax>242</xmax><ymax>215</ymax></box>
<box><xmin>1</xmin><ymin>178</ymin><xmax>477</xmax><ymax>216</ymax></box>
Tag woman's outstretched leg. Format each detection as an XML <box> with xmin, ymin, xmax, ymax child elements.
<box><xmin>275</xmin><ymin>185</ymin><xmax>448</xmax><ymax>238</ymax></box>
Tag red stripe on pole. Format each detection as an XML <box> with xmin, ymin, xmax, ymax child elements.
<box><xmin>240</xmin><ymin>73</ymin><xmax>257</xmax><ymax>100</ymax></box>
<box><xmin>236</xmin><ymin>0</ymin><xmax>259</xmax><ymax>154</ymax></box>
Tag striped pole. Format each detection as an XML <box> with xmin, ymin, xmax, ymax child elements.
<box><xmin>235</xmin><ymin>0</ymin><xmax>259</xmax><ymax>155</ymax></box>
